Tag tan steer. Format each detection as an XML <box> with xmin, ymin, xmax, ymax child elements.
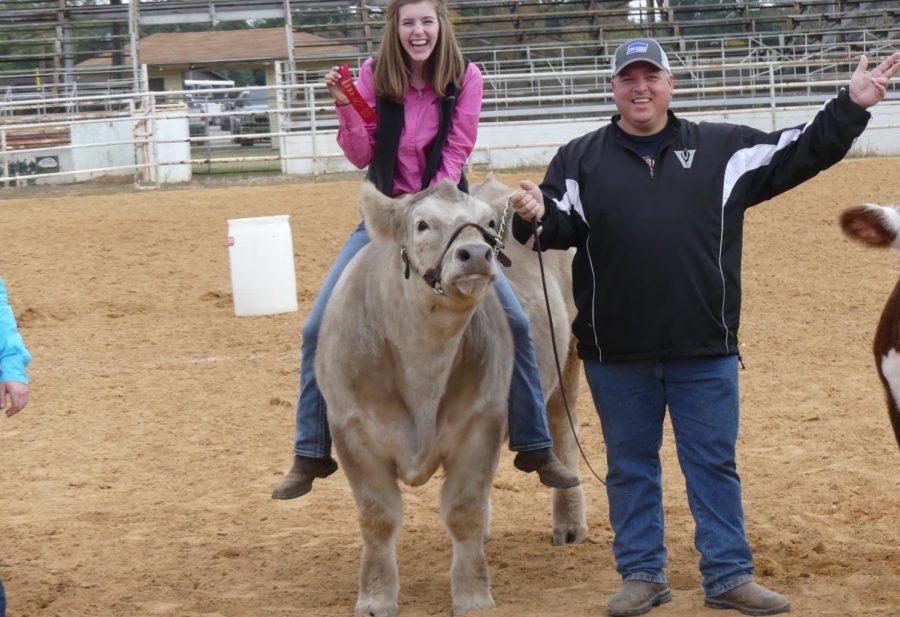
<box><xmin>316</xmin><ymin>177</ymin><xmax>587</xmax><ymax>617</ymax></box>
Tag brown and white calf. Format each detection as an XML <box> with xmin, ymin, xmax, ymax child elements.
<box><xmin>839</xmin><ymin>204</ymin><xmax>900</xmax><ymax>450</ymax></box>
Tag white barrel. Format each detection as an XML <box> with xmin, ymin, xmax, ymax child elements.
<box><xmin>227</xmin><ymin>215</ymin><xmax>298</xmax><ymax>317</ymax></box>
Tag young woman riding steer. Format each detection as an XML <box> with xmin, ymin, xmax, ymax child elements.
<box><xmin>271</xmin><ymin>0</ymin><xmax>578</xmax><ymax>501</ymax></box>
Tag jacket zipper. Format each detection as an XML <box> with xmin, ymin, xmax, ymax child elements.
<box><xmin>625</xmin><ymin>146</ymin><xmax>656</xmax><ymax>180</ymax></box>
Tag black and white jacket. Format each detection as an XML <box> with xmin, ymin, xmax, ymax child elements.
<box><xmin>513</xmin><ymin>89</ymin><xmax>871</xmax><ymax>362</ymax></box>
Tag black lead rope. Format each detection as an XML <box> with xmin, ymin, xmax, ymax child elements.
<box><xmin>531</xmin><ymin>217</ymin><xmax>609</xmax><ymax>489</ymax></box>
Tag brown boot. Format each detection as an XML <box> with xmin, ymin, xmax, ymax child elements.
<box><xmin>705</xmin><ymin>581</ymin><xmax>791</xmax><ymax>616</ymax></box>
<box><xmin>607</xmin><ymin>580</ymin><xmax>671</xmax><ymax>616</ymax></box>
<box><xmin>513</xmin><ymin>447</ymin><xmax>580</xmax><ymax>489</ymax></box>
<box><xmin>271</xmin><ymin>455</ymin><xmax>338</xmax><ymax>500</ymax></box>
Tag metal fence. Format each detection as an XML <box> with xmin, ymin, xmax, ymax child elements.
<box><xmin>2</xmin><ymin>48</ymin><xmax>899</xmax><ymax>188</ymax></box>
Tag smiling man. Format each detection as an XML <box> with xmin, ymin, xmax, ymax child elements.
<box><xmin>510</xmin><ymin>38</ymin><xmax>900</xmax><ymax>617</ymax></box>
<box><xmin>610</xmin><ymin>39</ymin><xmax>674</xmax><ymax>137</ymax></box>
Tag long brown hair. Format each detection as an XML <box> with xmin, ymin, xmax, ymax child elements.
<box><xmin>373</xmin><ymin>0</ymin><xmax>466</xmax><ymax>103</ymax></box>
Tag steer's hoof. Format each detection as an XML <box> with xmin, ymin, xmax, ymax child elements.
<box><xmin>452</xmin><ymin>592</ymin><xmax>495</xmax><ymax>615</ymax></box>
<box><xmin>552</xmin><ymin>523</ymin><xmax>588</xmax><ymax>546</ymax></box>
<box><xmin>355</xmin><ymin>599</ymin><xmax>398</xmax><ymax>617</ymax></box>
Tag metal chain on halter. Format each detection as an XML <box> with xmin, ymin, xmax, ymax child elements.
<box><xmin>493</xmin><ymin>194</ymin><xmax>514</xmax><ymax>259</ymax></box>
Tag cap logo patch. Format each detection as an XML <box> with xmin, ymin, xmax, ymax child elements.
<box><xmin>626</xmin><ymin>42</ymin><xmax>649</xmax><ymax>55</ymax></box>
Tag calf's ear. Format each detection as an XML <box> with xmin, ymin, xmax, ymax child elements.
<box><xmin>471</xmin><ymin>176</ymin><xmax>513</xmax><ymax>229</ymax></box>
<box><xmin>359</xmin><ymin>181</ymin><xmax>412</xmax><ymax>243</ymax></box>
<box><xmin>840</xmin><ymin>204</ymin><xmax>898</xmax><ymax>249</ymax></box>
<box><xmin>471</xmin><ymin>175</ymin><xmax>510</xmax><ymax>210</ymax></box>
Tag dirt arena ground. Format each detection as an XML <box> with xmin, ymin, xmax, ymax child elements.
<box><xmin>0</xmin><ymin>159</ymin><xmax>898</xmax><ymax>617</ymax></box>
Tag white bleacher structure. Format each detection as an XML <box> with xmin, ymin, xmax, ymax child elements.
<box><xmin>0</xmin><ymin>0</ymin><xmax>897</xmax><ymax>185</ymax></box>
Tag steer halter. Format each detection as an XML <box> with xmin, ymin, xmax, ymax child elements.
<box><xmin>400</xmin><ymin>222</ymin><xmax>512</xmax><ymax>295</ymax></box>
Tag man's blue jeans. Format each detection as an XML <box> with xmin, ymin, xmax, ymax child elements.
<box><xmin>292</xmin><ymin>222</ymin><xmax>552</xmax><ymax>458</ymax></box>
<box><xmin>583</xmin><ymin>356</ymin><xmax>754</xmax><ymax>598</ymax></box>
<box><xmin>1</xmin><ymin>577</ymin><xmax>6</xmax><ymax>617</ymax></box>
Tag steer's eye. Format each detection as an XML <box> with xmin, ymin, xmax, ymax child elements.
<box><xmin>416</xmin><ymin>220</ymin><xmax>429</xmax><ymax>232</ymax></box>
<box><xmin>488</xmin><ymin>219</ymin><xmax>497</xmax><ymax>229</ymax></box>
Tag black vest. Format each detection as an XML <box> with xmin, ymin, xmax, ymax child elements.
<box><xmin>366</xmin><ymin>60</ymin><xmax>470</xmax><ymax>197</ymax></box>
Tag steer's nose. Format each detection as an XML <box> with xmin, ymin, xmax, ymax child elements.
<box><xmin>455</xmin><ymin>243</ymin><xmax>493</xmax><ymax>264</ymax></box>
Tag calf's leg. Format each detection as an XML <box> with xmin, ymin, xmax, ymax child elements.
<box><xmin>440</xmin><ymin>418</ymin><xmax>503</xmax><ymax>615</ymax></box>
<box><xmin>334</xmin><ymin>434</ymin><xmax>403</xmax><ymax>617</ymax></box>
<box><xmin>546</xmin><ymin>345</ymin><xmax>588</xmax><ymax>545</ymax></box>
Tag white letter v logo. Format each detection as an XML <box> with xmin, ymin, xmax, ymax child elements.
<box><xmin>675</xmin><ymin>149</ymin><xmax>695</xmax><ymax>168</ymax></box>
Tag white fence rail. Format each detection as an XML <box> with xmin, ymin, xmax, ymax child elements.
<box><xmin>2</xmin><ymin>58</ymin><xmax>899</xmax><ymax>188</ymax></box>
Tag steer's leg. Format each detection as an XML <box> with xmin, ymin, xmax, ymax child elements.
<box><xmin>334</xmin><ymin>434</ymin><xmax>403</xmax><ymax>617</ymax></box>
<box><xmin>441</xmin><ymin>415</ymin><xmax>503</xmax><ymax>615</ymax></box>
<box><xmin>546</xmin><ymin>344</ymin><xmax>588</xmax><ymax>545</ymax></box>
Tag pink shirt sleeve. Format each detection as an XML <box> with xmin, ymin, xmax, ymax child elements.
<box><xmin>335</xmin><ymin>58</ymin><xmax>377</xmax><ymax>169</ymax></box>
<box><xmin>431</xmin><ymin>62</ymin><xmax>483</xmax><ymax>186</ymax></box>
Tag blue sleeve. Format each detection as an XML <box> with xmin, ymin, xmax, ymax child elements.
<box><xmin>0</xmin><ymin>276</ymin><xmax>32</xmax><ymax>384</ymax></box>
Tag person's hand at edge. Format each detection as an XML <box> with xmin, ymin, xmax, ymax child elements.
<box><xmin>849</xmin><ymin>52</ymin><xmax>900</xmax><ymax>109</ymax></box>
<box><xmin>1</xmin><ymin>381</ymin><xmax>28</xmax><ymax>417</ymax></box>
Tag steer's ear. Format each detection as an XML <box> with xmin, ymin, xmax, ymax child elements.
<box><xmin>840</xmin><ymin>204</ymin><xmax>899</xmax><ymax>249</ymax></box>
<box><xmin>471</xmin><ymin>174</ymin><xmax>509</xmax><ymax>208</ymax></box>
<box><xmin>359</xmin><ymin>181</ymin><xmax>412</xmax><ymax>243</ymax></box>
<box><xmin>471</xmin><ymin>175</ymin><xmax>512</xmax><ymax>224</ymax></box>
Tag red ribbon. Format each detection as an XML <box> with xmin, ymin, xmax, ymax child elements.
<box><xmin>338</xmin><ymin>64</ymin><xmax>377</xmax><ymax>124</ymax></box>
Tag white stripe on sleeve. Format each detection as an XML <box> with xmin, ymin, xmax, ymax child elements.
<box><xmin>553</xmin><ymin>178</ymin><xmax>588</xmax><ymax>225</ymax></box>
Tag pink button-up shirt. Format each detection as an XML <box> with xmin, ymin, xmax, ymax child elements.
<box><xmin>336</xmin><ymin>57</ymin><xmax>483</xmax><ymax>197</ymax></box>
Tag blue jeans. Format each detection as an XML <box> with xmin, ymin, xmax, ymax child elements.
<box><xmin>1</xmin><ymin>577</ymin><xmax>6</xmax><ymax>617</ymax></box>
<box><xmin>292</xmin><ymin>222</ymin><xmax>552</xmax><ymax>458</ymax></box>
<box><xmin>583</xmin><ymin>356</ymin><xmax>754</xmax><ymax>598</ymax></box>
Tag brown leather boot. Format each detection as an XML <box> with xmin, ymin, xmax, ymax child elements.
<box><xmin>607</xmin><ymin>580</ymin><xmax>672</xmax><ymax>616</ymax></box>
<box><xmin>271</xmin><ymin>455</ymin><xmax>338</xmax><ymax>500</ymax></box>
<box><xmin>513</xmin><ymin>447</ymin><xmax>580</xmax><ymax>489</ymax></box>
<box><xmin>705</xmin><ymin>581</ymin><xmax>791</xmax><ymax>616</ymax></box>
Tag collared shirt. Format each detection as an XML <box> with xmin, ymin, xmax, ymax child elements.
<box><xmin>336</xmin><ymin>57</ymin><xmax>483</xmax><ymax>197</ymax></box>
<box><xmin>0</xmin><ymin>276</ymin><xmax>31</xmax><ymax>384</ymax></box>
